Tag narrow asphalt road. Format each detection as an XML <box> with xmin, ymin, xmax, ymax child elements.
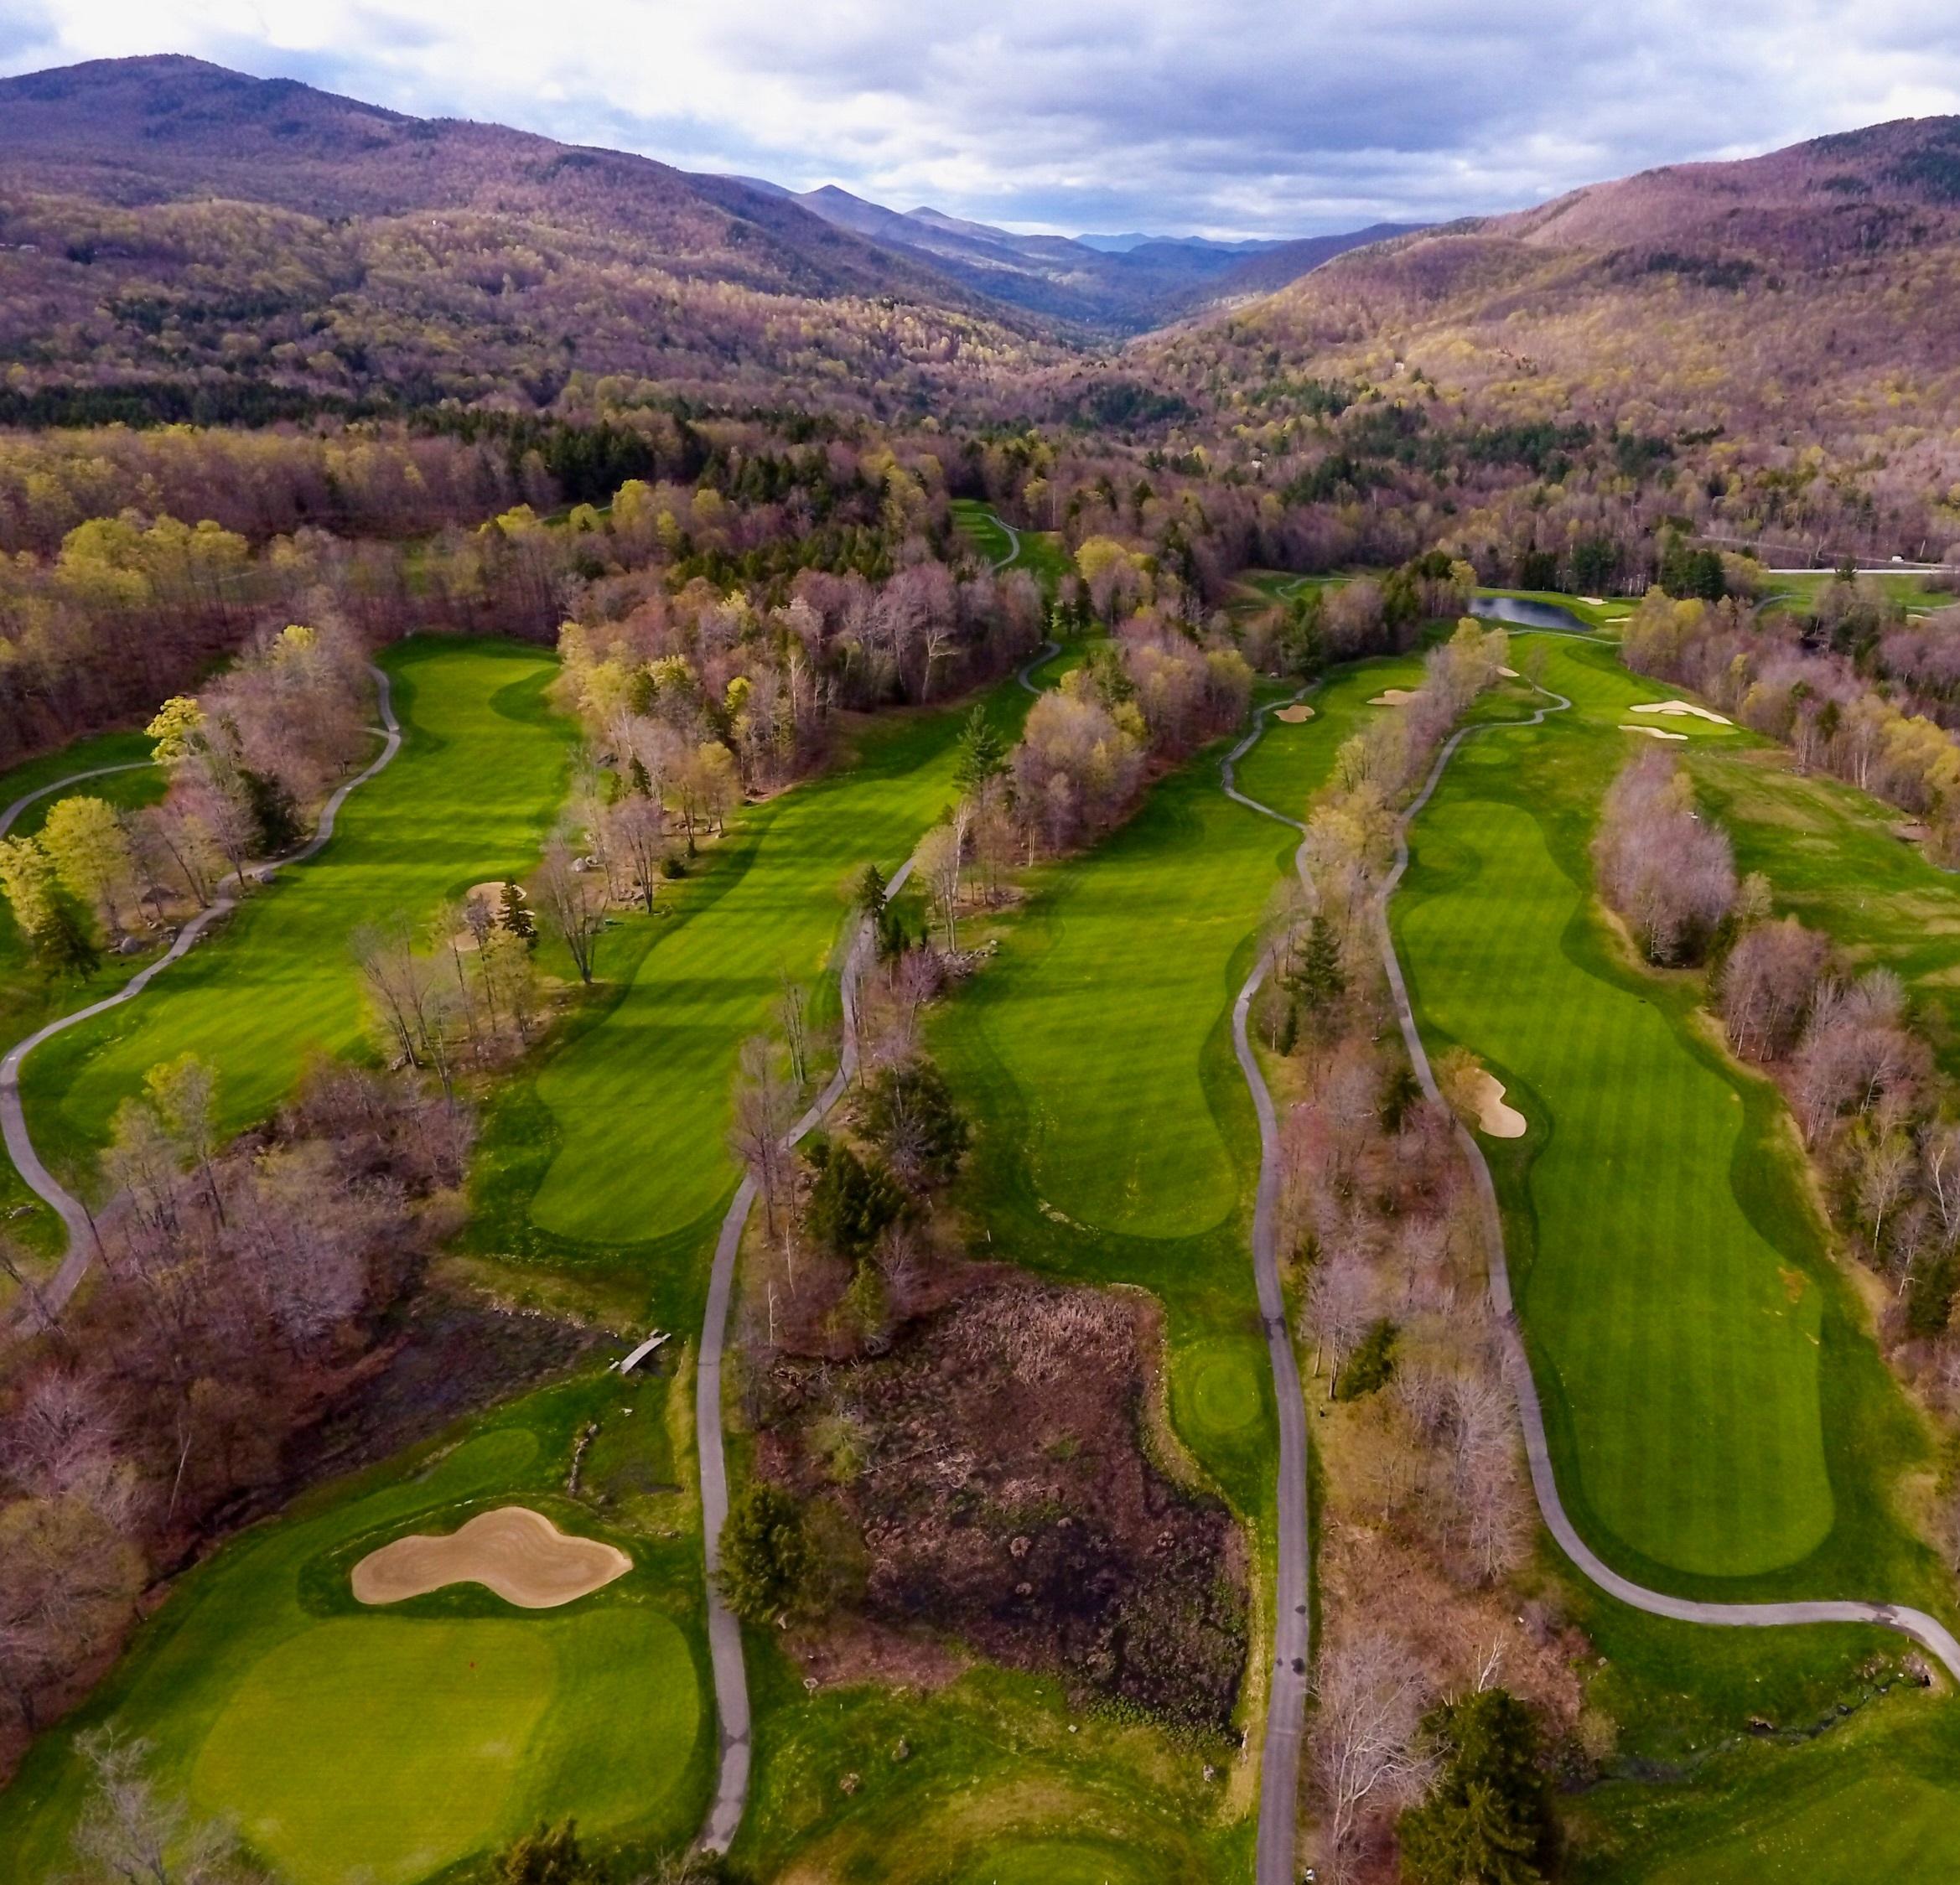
<box><xmin>1220</xmin><ymin>691</ymin><xmax>1317</xmax><ymax>1885</ymax></box>
<box><xmin>1</xmin><ymin>666</ymin><xmax>402</xmax><ymax>1326</ymax></box>
<box><xmin>699</xmin><ymin>508</ymin><xmax>1042</xmax><ymax>1851</ymax></box>
<box><xmin>1375</xmin><ymin>680</ymin><xmax>1960</xmax><ymax>1682</ymax></box>
<box><xmin>695</xmin><ymin>858</ymin><xmax>919</xmax><ymax>1852</ymax></box>
<box><xmin>0</xmin><ymin>760</ymin><xmax>156</xmax><ymax>840</ymax></box>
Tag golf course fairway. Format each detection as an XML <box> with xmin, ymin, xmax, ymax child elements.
<box><xmin>1389</xmin><ymin>634</ymin><xmax>1939</xmax><ymax>1589</ymax></box>
<box><xmin>966</xmin><ymin>657</ymin><xmax>1420</xmax><ymax>1240</ymax></box>
<box><xmin>527</xmin><ymin>694</ymin><xmax>1027</xmax><ymax>1246</ymax></box>
<box><xmin>18</xmin><ymin>638</ymin><xmax>571</xmax><ymax>1190</ymax></box>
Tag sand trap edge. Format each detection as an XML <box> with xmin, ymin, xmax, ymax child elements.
<box><xmin>352</xmin><ymin>1506</ymin><xmax>631</xmax><ymax>1610</ymax></box>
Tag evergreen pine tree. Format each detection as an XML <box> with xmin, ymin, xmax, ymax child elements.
<box><xmin>1293</xmin><ymin>914</ymin><xmax>1346</xmax><ymax>1016</ymax></box>
<box><xmin>499</xmin><ymin>879</ymin><xmax>537</xmax><ymax>945</ymax></box>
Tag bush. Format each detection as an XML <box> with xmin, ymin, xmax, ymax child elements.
<box><xmin>1335</xmin><ymin>1318</ymin><xmax>1397</xmax><ymax>1400</ymax></box>
<box><xmin>803</xmin><ymin>1137</ymin><xmax>908</xmax><ymax>1257</ymax></box>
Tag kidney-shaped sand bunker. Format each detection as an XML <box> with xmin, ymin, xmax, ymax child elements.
<box><xmin>352</xmin><ymin>1506</ymin><xmax>630</xmax><ymax>1609</ymax></box>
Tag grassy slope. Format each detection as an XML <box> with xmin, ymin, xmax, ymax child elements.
<box><xmin>949</xmin><ymin>498</ymin><xmax>1072</xmax><ymax>588</ymax></box>
<box><xmin>18</xmin><ymin>639</ymin><xmax>572</xmax><ymax>1193</ymax></box>
<box><xmin>1689</xmin><ymin>748</ymin><xmax>1960</xmax><ymax>1080</ymax></box>
<box><xmin>1392</xmin><ymin>634</ymin><xmax>1937</xmax><ymax>1598</ymax></box>
<box><xmin>0</xmin><ymin>1374</ymin><xmax>711</xmax><ymax>1884</ymax></box>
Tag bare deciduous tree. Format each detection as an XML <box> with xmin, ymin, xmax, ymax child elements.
<box><xmin>536</xmin><ymin>842</ymin><xmax>606</xmax><ymax>985</ymax></box>
<box><xmin>1309</xmin><ymin>1630</ymin><xmax>1434</xmax><ymax>1883</ymax></box>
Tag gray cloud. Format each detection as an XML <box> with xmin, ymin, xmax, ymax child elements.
<box><xmin>10</xmin><ymin>0</ymin><xmax>1960</xmax><ymax>236</ymax></box>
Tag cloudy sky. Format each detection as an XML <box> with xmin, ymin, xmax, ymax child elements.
<box><xmin>6</xmin><ymin>0</ymin><xmax>1960</xmax><ymax>237</ymax></box>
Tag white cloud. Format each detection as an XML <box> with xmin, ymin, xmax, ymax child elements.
<box><xmin>10</xmin><ymin>0</ymin><xmax>1960</xmax><ymax>235</ymax></box>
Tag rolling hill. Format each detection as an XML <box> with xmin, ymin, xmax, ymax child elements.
<box><xmin>1153</xmin><ymin>117</ymin><xmax>1960</xmax><ymax>558</ymax></box>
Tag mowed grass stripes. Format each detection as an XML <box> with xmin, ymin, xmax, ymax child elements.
<box><xmin>22</xmin><ymin>639</ymin><xmax>572</xmax><ymax>1191</ymax></box>
<box><xmin>969</xmin><ymin>661</ymin><xmax>1413</xmax><ymax>1240</ymax></box>
<box><xmin>528</xmin><ymin>697</ymin><xmax>1025</xmax><ymax>1245</ymax></box>
<box><xmin>1397</xmin><ymin>790</ymin><xmax>1831</xmax><ymax>1576</ymax></box>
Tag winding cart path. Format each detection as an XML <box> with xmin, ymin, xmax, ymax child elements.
<box><xmin>1</xmin><ymin>666</ymin><xmax>402</xmax><ymax>1322</ymax></box>
<box><xmin>1374</xmin><ymin>680</ymin><xmax>1960</xmax><ymax>1678</ymax></box>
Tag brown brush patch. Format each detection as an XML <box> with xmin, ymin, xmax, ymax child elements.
<box><xmin>757</xmin><ymin>1272</ymin><xmax>1247</xmax><ymax>1732</ymax></box>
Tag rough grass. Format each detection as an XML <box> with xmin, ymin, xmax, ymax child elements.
<box><xmin>1565</xmin><ymin>1690</ymin><xmax>1960</xmax><ymax>1882</ymax></box>
<box><xmin>18</xmin><ymin>639</ymin><xmax>572</xmax><ymax>1193</ymax></box>
<box><xmin>741</xmin><ymin>1657</ymin><xmax>1240</xmax><ymax>1883</ymax></box>
<box><xmin>0</xmin><ymin>1376</ymin><xmax>711</xmax><ymax>1885</ymax></box>
<box><xmin>1392</xmin><ymin>633</ymin><xmax>1937</xmax><ymax>1598</ymax></box>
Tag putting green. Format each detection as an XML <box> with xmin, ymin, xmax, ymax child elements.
<box><xmin>0</xmin><ymin>1419</ymin><xmax>709</xmax><ymax>1885</ymax></box>
<box><xmin>19</xmin><ymin>639</ymin><xmax>571</xmax><ymax>1188</ymax></box>
<box><xmin>1177</xmin><ymin>1339</ymin><xmax>1267</xmax><ymax>1439</ymax></box>
<box><xmin>528</xmin><ymin>697</ymin><xmax>1026</xmax><ymax>1245</ymax></box>
<box><xmin>194</xmin><ymin>1609</ymin><xmax>697</xmax><ymax>1885</ymax></box>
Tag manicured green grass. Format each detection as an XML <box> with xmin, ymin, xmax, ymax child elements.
<box><xmin>0</xmin><ymin>1375</ymin><xmax>711</xmax><ymax>1885</ymax></box>
<box><xmin>973</xmin><ymin>770</ymin><xmax>1288</xmax><ymax>1239</ymax></box>
<box><xmin>1689</xmin><ymin>749</ymin><xmax>1960</xmax><ymax>1079</ymax></box>
<box><xmin>1233</xmin><ymin>655</ymin><xmax>1425</xmax><ymax>817</ymax></box>
<box><xmin>1176</xmin><ymin>1337</ymin><xmax>1268</xmax><ymax>1442</ymax></box>
<box><xmin>1399</xmin><ymin>792</ymin><xmax>1832</xmax><ymax>1574</ymax></box>
<box><xmin>949</xmin><ymin>499</ymin><xmax>1071</xmax><ymax>589</ymax></box>
<box><xmin>18</xmin><ymin>639</ymin><xmax>572</xmax><ymax>1191</ymax></box>
<box><xmin>524</xmin><ymin>694</ymin><xmax>1028</xmax><ymax>1249</ymax></box>
<box><xmin>1392</xmin><ymin>634</ymin><xmax>1937</xmax><ymax>1599</ymax></box>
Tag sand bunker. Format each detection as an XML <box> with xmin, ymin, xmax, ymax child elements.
<box><xmin>1470</xmin><ymin>1070</ymin><xmax>1527</xmax><ymax>1139</ymax></box>
<box><xmin>1894</xmin><ymin>821</ymin><xmax>1931</xmax><ymax>843</ymax></box>
<box><xmin>451</xmin><ymin>881</ymin><xmax>525</xmax><ymax>951</ymax></box>
<box><xmin>1620</xmin><ymin>724</ymin><xmax>1688</xmax><ymax>742</ymax></box>
<box><xmin>1273</xmin><ymin>703</ymin><xmax>1316</xmax><ymax>723</ymax></box>
<box><xmin>1497</xmin><ymin>665</ymin><xmax>1520</xmax><ymax>678</ymax></box>
<box><xmin>352</xmin><ymin>1507</ymin><xmax>630</xmax><ymax>1609</ymax></box>
<box><xmin>1369</xmin><ymin>689</ymin><xmax>1417</xmax><ymax>707</ymax></box>
<box><xmin>1631</xmin><ymin>701</ymin><xmax>1731</xmax><ymax>726</ymax></box>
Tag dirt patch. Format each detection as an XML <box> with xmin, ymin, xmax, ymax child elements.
<box><xmin>1273</xmin><ymin>703</ymin><xmax>1315</xmax><ymax>723</ymax></box>
<box><xmin>1631</xmin><ymin>701</ymin><xmax>1732</xmax><ymax>726</ymax></box>
<box><xmin>1369</xmin><ymin>689</ymin><xmax>1417</xmax><ymax>707</ymax></box>
<box><xmin>1893</xmin><ymin>821</ymin><xmax>1931</xmax><ymax>844</ymax></box>
<box><xmin>1620</xmin><ymin>724</ymin><xmax>1688</xmax><ymax>742</ymax></box>
<box><xmin>1470</xmin><ymin>1070</ymin><xmax>1527</xmax><ymax>1138</ymax></box>
<box><xmin>1781</xmin><ymin>1266</ymin><xmax>1808</xmax><ymax>1305</ymax></box>
<box><xmin>353</xmin><ymin>1505</ymin><xmax>630</xmax><ymax>1607</ymax></box>
<box><xmin>758</xmin><ymin>1273</ymin><xmax>1247</xmax><ymax>1731</ymax></box>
